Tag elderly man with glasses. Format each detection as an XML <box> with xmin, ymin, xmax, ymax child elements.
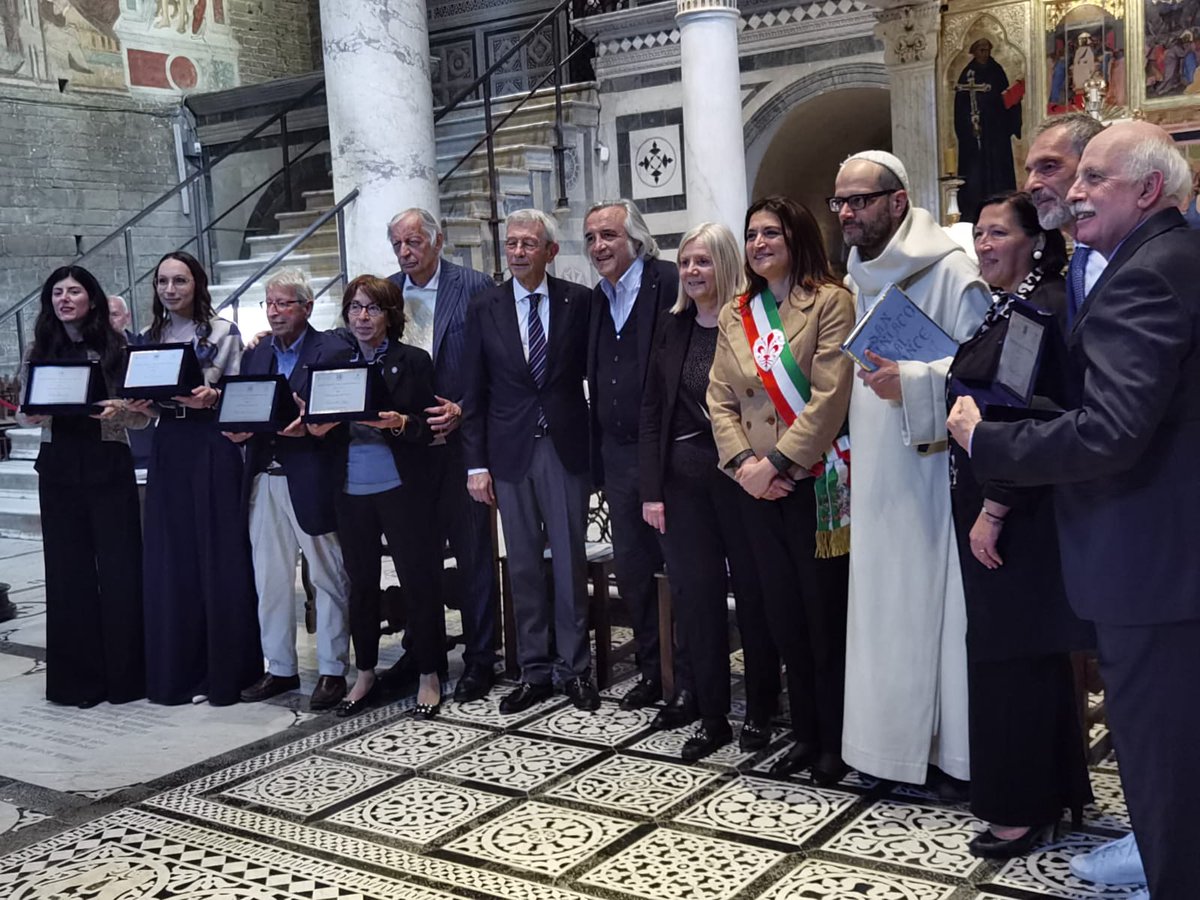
<box><xmin>830</xmin><ymin>151</ymin><xmax>991</xmax><ymax>792</ymax></box>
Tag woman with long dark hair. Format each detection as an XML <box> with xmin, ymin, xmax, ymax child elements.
<box><xmin>20</xmin><ymin>265</ymin><xmax>149</xmax><ymax>707</ymax></box>
<box><xmin>141</xmin><ymin>251</ymin><xmax>262</xmax><ymax>706</ymax></box>
<box><xmin>708</xmin><ymin>196</ymin><xmax>856</xmax><ymax>785</ymax></box>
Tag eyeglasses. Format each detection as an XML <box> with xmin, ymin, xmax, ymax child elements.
<box><xmin>505</xmin><ymin>238</ymin><xmax>544</xmax><ymax>252</ymax></box>
<box><xmin>825</xmin><ymin>189</ymin><xmax>899</xmax><ymax>213</ymax></box>
<box><xmin>348</xmin><ymin>302</ymin><xmax>385</xmax><ymax>317</ymax></box>
<box><xmin>260</xmin><ymin>298</ymin><xmax>301</xmax><ymax>311</ymax></box>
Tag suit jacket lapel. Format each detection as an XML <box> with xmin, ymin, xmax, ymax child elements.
<box><xmin>546</xmin><ymin>276</ymin><xmax>570</xmax><ymax>383</ymax></box>
<box><xmin>493</xmin><ymin>281</ymin><xmax>532</xmax><ymax>385</ymax></box>
<box><xmin>662</xmin><ymin>309</ymin><xmax>691</xmax><ymax>419</ymax></box>
<box><xmin>635</xmin><ymin>261</ymin><xmax>659</xmax><ymax>383</ymax></box>
<box><xmin>380</xmin><ymin>342</ymin><xmax>403</xmax><ymax>393</ymax></box>
<box><xmin>432</xmin><ymin>262</ymin><xmax>461</xmax><ymax>366</ymax></box>
<box><xmin>286</xmin><ymin>325</ymin><xmax>320</xmax><ymax>394</ymax></box>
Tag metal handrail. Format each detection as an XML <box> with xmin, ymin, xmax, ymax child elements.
<box><xmin>215</xmin><ymin>188</ymin><xmax>360</xmax><ymax>314</ymax></box>
<box><xmin>0</xmin><ymin>79</ymin><xmax>326</xmax><ymax>328</ymax></box>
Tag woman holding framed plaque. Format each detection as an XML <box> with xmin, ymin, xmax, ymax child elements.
<box><xmin>946</xmin><ymin>192</ymin><xmax>1093</xmax><ymax>857</ymax></box>
<box><xmin>319</xmin><ymin>275</ymin><xmax>445</xmax><ymax>718</ymax></box>
<box><xmin>139</xmin><ymin>251</ymin><xmax>262</xmax><ymax>707</ymax></box>
<box><xmin>708</xmin><ymin>196</ymin><xmax>855</xmax><ymax>786</ymax></box>
<box><xmin>19</xmin><ymin>265</ymin><xmax>150</xmax><ymax>707</ymax></box>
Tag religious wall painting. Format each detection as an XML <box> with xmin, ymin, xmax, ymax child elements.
<box><xmin>40</xmin><ymin>0</ymin><xmax>126</xmax><ymax>90</ymax></box>
<box><xmin>115</xmin><ymin>0</ymin><xmax>237</xmax><ymax>91</ymax></box>
<box><xmin>1142</xmin><ymin>0</ymin><xmax>1200</xmax><ymax>101</ymax></box>
<box><xmin>1043</xmin><ymin>1</ymin><xmax>1127</xmax><ymax>116</ymax></box>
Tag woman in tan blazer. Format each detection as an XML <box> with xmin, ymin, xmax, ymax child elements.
<box><xmin>707</xmin><ymin>195</ymin><xmax>855</xmax><ymax>786</ymax></box>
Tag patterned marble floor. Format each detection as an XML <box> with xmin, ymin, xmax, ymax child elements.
<box><xmin>0</xmin><ymin>658</ymin><xmax>1135</xmax><ymax>900</ymax></box>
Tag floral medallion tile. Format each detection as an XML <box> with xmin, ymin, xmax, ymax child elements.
<box><xmin>428</xmin><ymin>735</ymin><xmax>601</xmax><ymax>792</ymax></box>
<box><xmin>824</xmin><ymin>800</ymin><xmax>984</xmax><ymax>878</ymax></box>
<box><xmin>325</xmin><ymin>718</ymin><xmax>488</xmax><ymax>770</ymax></box>
<box><xmin>673</xmin><ymin>775</ymin><xmax>858</xmax><ymax>846</ymax></box>
<box><xmin>752</xmin><ymin>744</ymin><xmax>878</xmax><ymax>790</ymax></box>
<box><xmin>520</xmin><ymin>703</ymin><xmax>656</xmax><ymax>747</ymax></box>
<box><xmin>443</xmin><ymin>801</ymin><xmax>635</xmax><ymax>876</ymax></box>
<box><xmin>219</xmin><ymin>755</ymin><xmax>393</xmax><ymax>816</ymax></box>
<box><xmin>1083</xmin><ymin>769</ymin><xmax>1129</xmax><ymax>830</ymax></box>
<box><xmin>323</xmin><ymin>777</ymin><xmax>509</xmax><ymax>845</ymax></box>
<box><xmin>440</xmin><ymin>687</ymin><xmax>565</xmax><ymax>729</ymax></box>
<box><xmin>987</xmin><ymin>831</ymin><xmax>1145</xmax><ymax>899</ymax></box>
<box><xmin>626</xmin><ymin>729</ymin><xmax>752</xmax><ymax>768</ymax></box>
<box><xmin>542</xmin><ymin>756</ymin><xmax>719</xmax><ymax>817</ymax></box>
<box><xmin>759</xmin><ymin>859</ymin><xmax>956</xmax><ymax>900</ymax></box>
<box><xmin>598</xmin><ymin>675</ymin><xmax>640</xmax><ymax>700</ymax></box>
<box><xmin>579</xmin><ymin>828</ymin><xmax>784</xmax><ymax>900</ymax></box>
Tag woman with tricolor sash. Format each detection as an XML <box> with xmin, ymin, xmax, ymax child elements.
<box><xmin>708</xmin><ymin>196</ymin><xmax>855</xmax><ymax>787</ymax></box>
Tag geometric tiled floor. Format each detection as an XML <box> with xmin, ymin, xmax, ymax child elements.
<box><xmin>0</xmin><ymin>663</ymin><xmax>1136</xmax><ymax>900</ymax></box>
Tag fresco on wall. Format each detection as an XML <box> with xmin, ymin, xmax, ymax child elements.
<box><xmin>1</xmin><ymin>0</ymin><xmax>26</xmax><ymax>75</ymax></box>
<box><xmin>40</xmin><ymin>0</ymin><xmax>125</xmax><ymax>89</ymax></box>
<box><xmin>1144</xmin><ymin>0</ymin><xmax>1200</xmax><ymax>98</ymax></box>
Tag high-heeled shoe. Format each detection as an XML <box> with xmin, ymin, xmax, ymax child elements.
<box><xmin>968</xmin><ymin>823</ymin><xmax>1055</xmax><ymax>859</ymax></box>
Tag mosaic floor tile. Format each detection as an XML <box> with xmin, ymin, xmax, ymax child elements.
<box><xmin>325</xmin><ymin>718</ymin><xmax>489</xmax><ymax>770</ymax></box>
<box><xmin>626</xmin><ymin>728</ymin><xmax>753</xmax><ymax>767</ymax></box>
<box><xmin>578</xmin><ymin>827</ymin><xmax>784</xmax><ymax>900</ymax></box>
<box><xmin>759</xmin><ymin>858</ymin><xmax>956</xmax><ymax>900</ymax></box>
<box><xmin>520</xmin><ymin>703</ymin><xmax>656</xmax><ymax>747</ymax></box>
<box><xmin>429</xmin><ymin>735</ymin><xmax>601</xmax><ymax>792</ymax></box>
<box><xmin>673</xmin><ymin>775</ymin><xmax>858</xmax><ymax>846</ymax></box>
<box><xmin>542</xmin><ymin>755</ymin><xmax>719</xmax><ymax>817</ymax></box>
<box><xmin>752</xmin><ymin>744</ymin><xmax>879</xmax><ymax>790</ymax></box>
<box><xmin>988</xmin><ymin>831</ymin><xmax>1144</xmax><ymax>899</ymax></box>
<box><xmin>440</xmin><ymin>688</ymin><xmax>565</xmax><ymax>729</ymax></box>
<box><xmin>824</xmin><ymin>800</ymin><xmax>984</xmax><ymax>878</ymax></box>
<box><xmin>220</xmin><ymin>754</ymin><xmax>393</xmax><ymax>816</ymax></box>
<box><xmin>444</xmin><ymin>801</ymin><xmax>635</xmax><ymax>876</ymax></box>
<box><xmin>323</xmin><ymin>777</ymin><xmax>510</xmax><ymax>845</ymax></box>
<box><xmin>1084</xmin><ymin>769</ymin><xmax>1130</xmax><ymax>830</ymax></box>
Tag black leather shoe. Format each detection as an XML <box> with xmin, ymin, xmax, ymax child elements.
<box><xmin>769</xmin><ymin>740</ymin><xmax>818</xmax><ymax>777</ymax></box>
<box><xmin>682</xmin><ymin>718</ymin><xmax>733</xmax><ymax>762</ymax></box>
<box><xmin>968</xmin><ymin>824</ymin><xmax>1054</xmax><ymax>859</ymax></box>
<box><xmin>620</xmin><ymin>677</ymin><xmax>661</xmax><ymax>710</ymax></box>
<box><xmin>0</xmin><ymin>597</ymin><xmax>17</xmax><ymax>624</ymax></box>
<box><xmin>739</xmin><ymin>719</ymin><xmax>772</xmax><ymax>752</ymax></box>
<box><xmin>565</xmin><ymin>677</ymin><xmax>601</xmax><ymax>711</ymax></box>
<box><xmin>811</xmin><ymin>752</ymin><xmax>850</xmax><ymax>787</ymax></box>
<box><xmin>310</xmin><ymin>675</ymin><xmax>348</xmax><ymax>711</ymax></box>
<box><xmin>651</xmin><ymin>690</ymin><xmax>698</xmax><ymax>730</ymax></box>
<box><xmin>454</xmin><ymin>664</ymin><xmax>495</xmax><ymax>704</ymax></box>
<box><xmin>499</xmin><ymin>681</ymin><xmax>554</xmax><ymax>714</ymax></box>
<box><xmin>240</xmin><ymin>672</ymin><xmax>301</xmax><ymax>703</ymax></box>
<box><xmin>334</xmin><ymin>681</ymin><xmax>378</xmax><ymax>718</ymax></box>
<box><xmin>411</xmin><ymin>700</ymin><xmax>442</xmax><ymax>720</ymax></box>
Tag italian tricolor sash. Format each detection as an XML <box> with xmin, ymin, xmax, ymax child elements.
<box><xmin>739</xmin><ymin>289</ymin><xmax>850</xmax><ymax>558</ymax></box>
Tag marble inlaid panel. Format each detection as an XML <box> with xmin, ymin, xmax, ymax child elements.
<box><xmin>760</xmin><ymin>859</ymin><xmax>957</xmax><ymax>900</ymax></box>
<box><xmin>220</xmin><ymin>755</ymin><xmax>393</xmax><ymax>816</ymax></box>
<box><xmin>673</xmin><ymin>775</ymin><xmax>859</xmax><ymax>846</ymax></box>
<box><xmin>325</xmin><ymin>718</ymin><xmax>489</xmax><ymax>770</ymax></box>
<box><xmin>542</xmin><ymin>756</ymin><xmax>719</xmax><ymax>817</ymax></box>
<box><xmin>1084</xmin><ymin>769</ymin><xmax>1130</xmax><ymax>830</ymax></box>
<box><xmin>824</xmin><ymin>800</ymin><xmax>984</xmax><ymax>878</ymax></box>
<box><xmin>626</xmin><ymin>729</ymin><xmax>752</xmax><ymax>768</ymax></box>
<box><xmin>519</xmin><ymin>703</ymin><xmax>656</xmax><ymax>747</ymax></box>
<box><xmin>440</xmin><ymin>689</ymin><xmax>565</xmax><ymax>729</ymax></box>
<box><xmin>988</xmin><ymin>831</ymin><xmax>1146</xmax><ymax>899</ymax></box>
<box><xmin>429</xmin><ymin>735</ymin><xmax>601</xmax><ymax>792</ymax></box>
<box><xmin>324</xmin><ymin>777</ymin><xmax>509</xmax><ymax>845</ymax></box>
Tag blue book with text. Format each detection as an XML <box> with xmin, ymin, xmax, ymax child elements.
<box><xmin>841</xmin><ymin>283</ymin><xmax>959</xmax><ymax>372</ymax></box>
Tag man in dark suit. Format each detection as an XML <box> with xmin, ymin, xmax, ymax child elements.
<box><xmin>462</xmin><ymin>208</ymin><xmax>598</xmax><ymax>713</ymax></box>
<box><xmin>948</xmin><ymin>121</ymin><xmax>1200</xmax><ymax>900</ymax></box>
<box><xmin>227</xmin><ymin>269</ymin><xmax>352</xmax><ymax>711</ymax></box>
<box><xmin>583</xmin><ymin>200</ymin><xmax>681</xmax><ymax>721</ymax></box>
<box><xmin>386</xmin><ymin>207</ymin><xmax>498</xmax><ymax>703</ymax></box>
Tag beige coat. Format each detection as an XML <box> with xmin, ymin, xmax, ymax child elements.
<box><xmin>707</xmin><ymin>282</ymin><xmax>855</xmax><ymax>475</ymax></box>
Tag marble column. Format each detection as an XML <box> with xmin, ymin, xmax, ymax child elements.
<box><xmin>873</xmin><ymin>2</ymin><xmax>942</xmax><ymax>219</ymax></box>
<box><xmin>676</xmin><ymin>0</ymin><xmax>748</xmax><ymax>240</ymax></box>
<box><xmin>320</xmin><ymin>0</ymin><xmax>440</xmax><ymax>343</ymax></box>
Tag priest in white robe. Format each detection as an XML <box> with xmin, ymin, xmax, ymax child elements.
<box><xmin>831</xmin><ymin>151</ymin><xmax>990</xmax><ymax>784</ymax></box>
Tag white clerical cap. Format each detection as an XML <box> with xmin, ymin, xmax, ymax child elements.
<box><xmin>841</xmin><ymin>150</ymin><xmax>911</xmax><ymax>192</ymax></box>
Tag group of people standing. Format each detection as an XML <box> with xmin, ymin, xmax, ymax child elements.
<box><xmin>22</xmin><ymin>111</ymin><xmax>1197</xmax><ymax>899</ymax></box>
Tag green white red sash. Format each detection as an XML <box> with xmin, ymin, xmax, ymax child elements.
<box><xmin>739</xmin><ymin>289</ymin><xmax>850</xmax><ymax>557</ymax></box>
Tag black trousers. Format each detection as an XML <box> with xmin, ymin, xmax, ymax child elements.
<box><xmin>738</xmin><ymin>484</ymin><xmax>848</xmax><ymax>754</ymax></box>
<box><xmin>1097</xmin><ymin>619</ymin><xmax>1200</xmax><ymax>900</ymax></box>
<box><xmin>335</xmin><ymin>483</ymin><xmax>446</xmax><ymax>676</ymax></box>
<box><xmin>40</xmin><ymin>475</ymin><xmax>145</xmax><ymax>706</ymax></box>
<box><xmin>660</xmin><ymin>441</ymin><xmax>775</xmax><ymax>721</ymax></box>
<box><xmin>967</xmin><ymin>653</ymin><xmax>1092</xmax><ymax>826</ymax></box>
<box><xmin>602</xmin><ymin>437</ymin><xmax>664</xmax><ymax>680</ymax></box>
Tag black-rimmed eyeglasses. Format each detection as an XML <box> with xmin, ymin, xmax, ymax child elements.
<box><xmin>826</xmin><ymin>189</ymin><xmax>899</xmax><ymax>213</ymax></box>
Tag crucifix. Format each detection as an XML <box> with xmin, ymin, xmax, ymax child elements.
<box><xmin>955</xmin><ymin>71</ymin><xmax>992</xmax><ymax>148</ymax></box>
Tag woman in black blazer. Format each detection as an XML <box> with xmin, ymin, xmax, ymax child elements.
<box><xmin>638</xmin><ymin>223</ymin><xmax>777</xmax><ymax>761</ymax></box>
<box><xmin>313</xmin><ymin>275</ymin><xmax>445</xmax><ymax>718</ymax></box>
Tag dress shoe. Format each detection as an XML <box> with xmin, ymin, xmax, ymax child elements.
<box><xmin>565</xmin><ymin>677</ymin><xmax>601</xmax><ymax>711</ymax></box>
<box><xmin>682</xmin><ymin>718</ymin><xmax>733</xmax><ymax>762</ymax></box>
<box><xmin>651</xmin><ymin>690</ymin><xmax>698</xmax><ymax>730</ymax></box>
<box><xmin>411</xmin><ymin>699</ymin><xmax>442</xmax><ymax>720</ymax></box>
<box><xmin>309</xmin><ymin>675</ymin><xmax>348</xmax><ymax>711</ymax></box>
<box><xmin>620</xmin><ymin>677</ymin><xmax>661</xmax><ymax>710</ymax></box>
<box><xmin>334</xmin><ymin>681</ymin><xmax>378</xmax><ymax>718</ymax></box>
<box><xmin>811</xmin><ymin>753</ymin><xmax>849</xmax><ymax>788</ymax></box>
<box><xmin>769</xmin><ymin>740</ymin><xmax>818</xmax><ymax>777</ymax></box>
<box><xmin>240</xmin><ymin>672</ymin><xmax>300</xmax><ymax>703</ymax></box>
<box><xmin>77</xmin><ymin>697</ymin><xmax>101</xmax><ymax>709</ymax></box>
<box><xmin>969</xmin><ymin>823</ymin><xmax>1054</xmax><ymax>859</ymax></box>
<box><xmin>0</xmin><ymin>597</ymin><xmax>17</xmax><ymax>623</ymax></box>
<box><xmin>499</xmin><ymin>681</ymin><xmax>554</xmax><ymax>714</ymax></box>
<box><xmin>453</xmin><ymin>664</ymin><xmax>495</xmax><ymax>704</ymax></box>
<box><xmin>739</xmin><ymin>719</ymin><xmax>772</xmax><ymax>753</ymax></box>
<box><xmin>1068</xmin><ymin>832</ymin><xmax>1146</xmax><ymax>885</ymax></box>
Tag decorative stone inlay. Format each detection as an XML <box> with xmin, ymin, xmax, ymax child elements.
<box><xmin>824</xmin><ymin>800</ymin><xmax>984</xmax><ymax>878</ymax></box>
<box><xmin>220</xmin><ymin>755</ymin><xmax>393</xmax><ymax>816</ymax></box>
<box><xmin>674</xmin><ymin>776</ymin><xmax>859</xmax><ymax>846</ymax></box>
<box><xmin>325</xmin><ymin>718</ymin><xmax>489</xmax><ymax>770</ymax></box>
<box><xmin>324</xmin><ymin>778</ymin><xmax>510</xmax><ymax>845</ymax></box>
<box><xmin>429</xmin><ymin>735</ymin><xmax>601</xmax><ymax>792</ymax></box>
<box><xmin>760</xmin><ymin>859</ymin><xmax>957</xmax><ymax>900</ymax></box>
<box><xmin>873</xmin><ymin>2</ymin><xmax>941</xmax><ymax>66</ymax></box>
<box><xmin>543</xmin><ymin>756</ymin><xmax>719</xmax><ymax>816</ymax></box>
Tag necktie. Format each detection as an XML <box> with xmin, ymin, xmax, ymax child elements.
<box><xmin>1067</xmin><ymin>245</ymin><xmax>1090</xmax><ymax>328</ymax></box>
<box><xmin>527</xmin><ymin>293</ymin><xmax>548</xmax><ymax>428</ymax></box>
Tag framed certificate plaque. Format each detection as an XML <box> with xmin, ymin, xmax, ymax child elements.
<box><xmin>215</xmin><ymin>374</ymin><xmax>299</xmax><ymax>432</ymax></box>
<box><xmin>121</xmin><ymin>342</ymin><xmax>204</xmax><ymax>400</ymax></box>
<box><xmin>303</xmin><ymin>362</ymin><xmax>388</xmax><ymax>423</ymax></box>
<box><xmin>22</xmin><ymin>360</ymin><xmax>107</xmax><ymax>415</ymax></box>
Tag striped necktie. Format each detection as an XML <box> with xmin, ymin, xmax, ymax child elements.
<box><xmin>527</xmin><ymin>293</ymin><xmax>548</xmax><ymax>427</ymax></box>
<box><xmin>1067</xmin><ymin>245</ymin><xmax>1090</xmax><ymax>328</ymax></box>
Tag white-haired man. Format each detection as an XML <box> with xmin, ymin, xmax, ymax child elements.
<box><xmin>950</xmin><ymin>120</ymin><xmax>1200</xmax><ymax>900</ymax></box>
<box><xmin>832</xmin><ymin>150</ymin><xmax>991</xmax><ymax>789</ymax></box>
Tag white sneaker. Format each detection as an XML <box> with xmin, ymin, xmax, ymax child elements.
<box><xmin>1068</xmin><ymin>833</ymin><xmax>1146</xmax><ymax>885</ymax></box>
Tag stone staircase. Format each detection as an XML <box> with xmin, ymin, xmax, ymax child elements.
<box><xmin>0</xmin><ymin>428</ymin><xmax>44</xmax><ymax>539</ymax></box>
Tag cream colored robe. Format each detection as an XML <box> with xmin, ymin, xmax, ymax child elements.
<box><xmin>841</xmin><ymin>207</ymin><xmax>990</xmax><ymax>784</ymax></box>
